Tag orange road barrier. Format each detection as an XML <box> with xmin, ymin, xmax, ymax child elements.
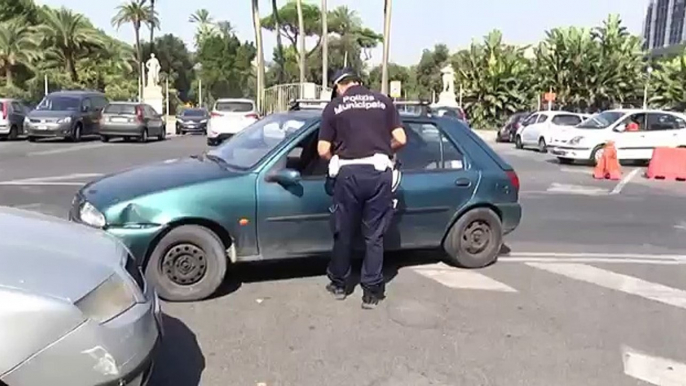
<box><xmin>593</xmin><ymin>141</ymin><xmax>621</xmax><ymax>180</ymax></box>
<box><xmin>646</xmin><ymin>147</ymin><xmax>686</xmax><ymax>181</ymax></box>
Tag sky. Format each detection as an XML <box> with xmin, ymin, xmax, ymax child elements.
<box><xmin>36</xmin><ymin>0</ymin><xmax>650</xmax><ymax>66</ymax></box>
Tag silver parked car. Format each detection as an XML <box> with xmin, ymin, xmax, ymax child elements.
<box><xmin>0</xmin><ymin>206</ymin><xmax>162</xmax><ymax>386</ymax></box>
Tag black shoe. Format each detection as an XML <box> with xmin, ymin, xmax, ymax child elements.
<box><xmin>326</xmin><ymin>283</ymin><xmax>347</xmax><ymax>300</ymax></box>
<box><xmin>361</xmin><ymin>292</ymin><xmax>385</xmax><ymax>310</ymax></box>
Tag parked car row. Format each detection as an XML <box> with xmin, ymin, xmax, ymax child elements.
<box><xmin>498</xmin><ymin>108</ymin><xmax>686</xmax><ymax>164</ymax></box>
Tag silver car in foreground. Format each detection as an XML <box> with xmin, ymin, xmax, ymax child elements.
<box><xmin>0</xmin><ymin>207</ymin><xmax>162</xmax><ymax>386</ymax></box>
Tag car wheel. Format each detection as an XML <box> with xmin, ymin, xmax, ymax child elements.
<box><xmin>515</xmin><ymin>135</ymin><xmax>523</xmax><ymax>149</ymax></box>
<box><xmin>509</xmin><ymin>132</ymin><xmax>515</xmax><ymax>143</ymax></box>
<box><xmin>139</xmin><ymin>128</ymin><xmax>148</xmax><ymax>143</ymax></box>
<box><xmin>100</xmin><ymin>135</ymin><xmax>110</xmax><ymax>143</ymax></box>
<box><xmin>145</xmin><ymin>225</ymin><xmax>228</xmax><ymax>302</ymax></box>
<box><xmin>443</xmin><ymin>207</ymin><xmax>503</xmax><ymax>269</ymax></box>
<box><xmin>590</xmin><ymin>145</ymin><xmax>604</xmax><ymax>166</ymax></box>
<box><xmin>70</xmin><ymin>124</ymin><xmax>82</xmax><ymax>142</ymax></box>
<box><xmin>207</xmin><ymin>138</ymin><xmax>216</xmax><ymax>146</ymax></box>
<box><xmin>538</xmin><ymin>137</ymin><xmax>547</xmax><ymax>153</ymax></box>
<box><xmin>158</xmin><ymin>128</ymin><xmax>166</xmax><ymax>141</ymax></box>
<box><xmin>8</xmin><ymin>125</ymin><xmax>18</xmax><ymax>140</ymax></box>
<box><xmin>558</xmin><ymin>157</ymin><xmax>573</xmax><ymax>165</ymax></box>
<box><xmin>175</xmin><ymin>126</ymin><xmax>181</xmax><ymax>135</ymax></box>
<box><xmin>28</xmin><ymin>136</ymin><xmax>36</xmax><ymax>142</ymax></box>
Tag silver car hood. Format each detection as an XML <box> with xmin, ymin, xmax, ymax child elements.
<box><xmin>0</xmin><ymin>206</ymin><xmax>126</xmax><ymax>301</ymax></box>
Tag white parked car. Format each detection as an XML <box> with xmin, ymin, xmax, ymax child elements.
<box><xmin>515</xmin><ymin>111</ymin><xmax>588</xmax><ymax>152</ymax></box>
<box><xmin>207</xmin><ymin>98</ymin><xmax>259</xmax><ymax>146</ymax></box>
<box><xmin>548</xmin><ymin>109</ymin><xmax>686</xmax><ymax>164</ymax></box>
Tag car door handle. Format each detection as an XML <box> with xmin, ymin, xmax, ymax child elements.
<box><xmin>455</xmin><ymin>178</ymin><xmax>472</xmax><ymax>187</ymax></box>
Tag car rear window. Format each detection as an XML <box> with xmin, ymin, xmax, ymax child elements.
<box><xmin>104</xmin><ymin>104</ymin><xmax>137</xmax><ymax>115</ymax></box>
<box><xmin>552</xmin><ymin>114</ymin><xmax>582</xmax><ymax>126</ymax></box>
<box><xmin>215</xmin><ymin>101</ymin><xmax>254</xmax><ymax>113</ymax></box>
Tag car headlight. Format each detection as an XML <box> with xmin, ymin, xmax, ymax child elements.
<box><xmin>569</xmin><ymin>136</ymin><xmax>584</xmax><ymax>145</ymax></box>
<box><xmin>75</xmin><ymin>273</ymin><xmax>137</xmax><ymax>324</ymax></box>
<box><xmin>57</xmin><ymin>116</ymin><xmax>72</xmax><ymax>124</ymax></box>
<box><xmin>23</xmin><ymin>117</ymin><xmax>29</xmax><ymax>124</ymax></box>
<box><xmin>80</xmin><ymin>202</ymin><xmax>106</xmax><ymax>228</ymax></box>
<box><xmin>201</xmin><ymin>119</ymin><xmax>208</xmax><ymax>123</ymax></box>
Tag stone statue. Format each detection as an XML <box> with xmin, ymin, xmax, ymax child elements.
<box><xmin>145</xmin><ymin>53</ymin><xmax>161</xmax><ymax>87</ymax></box>
<box><xmin>441</xmin><ymin>65</ymin><xmax>455</xmax><ymax>95</ymax></box>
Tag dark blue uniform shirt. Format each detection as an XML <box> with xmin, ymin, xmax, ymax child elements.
<box><xmin>319</xmin><ymin>85</ymin><xmax>402</xmax><ymax>160</ymax></box>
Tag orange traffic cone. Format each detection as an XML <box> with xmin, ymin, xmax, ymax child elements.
<box><xmin>593</xmin><ymin>141</ymin><xmax>621</xmax><ymax>180</ymax></box>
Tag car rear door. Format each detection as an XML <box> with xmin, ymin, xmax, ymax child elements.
<box><xmin>390</xmin><ymin>119</ymin><xmax>478</xmax><ymax>249</ymax></box>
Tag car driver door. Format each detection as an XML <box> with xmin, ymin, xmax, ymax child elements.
<box><xmin>613</xmin><ymin>113</ymin><xmax>647</xmax><ymax>160</ymax></box>
<box><xmin>389</xmin><ymin>119</ymin><xmax>479</xmax><ymax>250</ymax></box>
<box><xmin>255</xmin><ymin>124</ymin><xmax>334</xmax><ymax>259</ymax></box>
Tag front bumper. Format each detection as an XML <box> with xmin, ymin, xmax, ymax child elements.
<box><xmin>548</xmin><ymin>146</ymin><xmax>592</xmax><ymax>160</ymax></box>
<box><xmin>1</xmin><ymin>288</ymin><xmax>162</xmax><ymax>386</ymax></box>
<box><xmin>26</xmin><ymin>122</ymin><xmax>72</xmax><ymax>137</ymax></box>
<box><xmin>177</xmin><ymin>122</ymin><xmax>207</xmax><ymax>132</ymax></box>
<box><xmin>0</xmin><ymin>123</ymin><xmax>10</xmax><ymax>134</ymax></box>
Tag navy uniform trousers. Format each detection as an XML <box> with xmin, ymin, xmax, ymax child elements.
<box><xmin>327</xmin><ymin>164</ymin><xmax>393</xmax><ymax>296</ymax></box>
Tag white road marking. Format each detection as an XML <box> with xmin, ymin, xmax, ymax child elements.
<box><xmin>411</xmin><ymin>263</ymin><xmax>517</xmax><ymax>292</ymax></box>
<box><xmin>500</xmin><ymin>257</ymin><xmax>684</xmax><ymax>265</ymax></box>
<box><xmin>545</xmin><ymin>183</ymin><xmax>609</xmax><ymax>195</ymax></box>
<box><xmin>507</xmin><ymin>252</ymin><xmax>686</xmax><ymax>260</ymax></box>
<box><xmin>27</xmin><ymin>143</ymin><xmax>109</xmax><ymax>157</ymax></box>
<box><xmin>0</xmin><ymin>173</ymin><xmax>102</xmax><ymax>186</ymax></box>
<box><xmin>559</xmin><ymin>167</ymin><xmax>590</xmax><ymax>174</ymax></box>
<box><xmin>610</xmin><ymin>168</ymin><xmax>642</xmax><ymax>194</ymax></box>
<box><xmin>527</xmin><ymin>263</ymin><xmax>686</xmax><ymax>310</ymax></box>
<box><xmin>622</xmin><ymin>346</ymin><xmax>686</xmax><ymax>386</ymax></box>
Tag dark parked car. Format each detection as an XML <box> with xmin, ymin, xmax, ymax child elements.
<box><xmin>99</xmin><ymin>102</ymin><xmax>166</xmax><ymax>142</ymax></box>
<box><xmin>175</xmin><ymin>108</ymin><xmax>209</xmax><ymax>135</ymax></box>
<box><xmin>24</xmin><ymin>90</ymin><xmax>108</xmax><ymax>142</ymax></box>
<box><xmin>496</xmin><ymin>112</ymin><xmax>531</xmax><ymax>143</ymax></box>
<box><xmin>0</xmin><ymin>98</ymin><xmax>30</xmax><ymax>140</ymax></box>
<box><xmin>70</xmin><ymin>107</ymin><xmax>522</xmax><ymax>302</ymax></box>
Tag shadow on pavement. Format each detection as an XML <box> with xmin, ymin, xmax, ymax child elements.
<box><xmin>212</xmin><ymin>244</ymin><xmax>515</xmax><ymax>299</ymax></box>
<box><xmin>148</xmin><ymin>314</ymin><xmax>205</xmax><ymax>386</ymax></box>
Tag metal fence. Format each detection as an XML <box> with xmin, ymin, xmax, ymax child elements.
<box><xmin>262</xmin><ymin>82</ymin><xmax>331</xmax><ymax>114</ymax></box>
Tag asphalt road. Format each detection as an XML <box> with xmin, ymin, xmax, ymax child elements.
<box><xmin>1</xmin><ymin>135</ymin><xmax>685</xmax><ymax>386</ymax></box>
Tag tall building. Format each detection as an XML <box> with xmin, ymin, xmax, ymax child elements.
<box><xmin>642</xmin><ymin>0</ymin><xmax>686</xmax><ymax>52</ymax></box>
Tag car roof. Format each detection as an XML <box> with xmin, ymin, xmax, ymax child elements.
<box><xmin>48</xmin><ymin>90</ymin><xmax>105</xmax><ymax>97</ymax></box>
<box><xmin>215</xmin><ymin>98</ymin><xmax>255</xmax><ymax>103</ymax></box>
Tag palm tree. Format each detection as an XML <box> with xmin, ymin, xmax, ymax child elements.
<box><xmin>112</xmin><ymin>0</ymin><xmax>158</xmax><ymax>95</ymax></box>
<box><xmin>321</xmin><ymin>0</ymin><xmax>328</xmax><ymax>88</ymax></box>
<box><xmin>38</xmin><ymin>7</ymin><xmax>105</xmax><ymax>82</ymax></box>
<box><xmin>381</xmin><ymin>0</ymin><xmax>392</xmax><ymax>94</ymax></box>
<box><xmin>148</xmin><ymin>0</ymin><xmax>157</xmax><ymax>53</ymax></box>
<box><xmin>296</xmin><ymin>0</ymin><xmax>306</xmax><ymax>86</ymax></box>
<box><xmin>252</xmin><ymin>0</ymin><xmax>265</xmax><ymax>112</ymax></box>
<box><xmin>189</xmin><ymin>9</ymin><xmax>215</xmax><ymax>47</ymax></box>
<box><xmin>0</xmin><ymin>19</ymin><xmax>40</xmax><ymax>87</ymax></box>
<box><xmin>271</xmin><ymin>0</ymin><xmax>285</xmax><ymax>83</ymax></box>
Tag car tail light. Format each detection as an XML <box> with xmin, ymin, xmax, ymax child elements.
<box><xmin>1</xmin><ymin>102</ymin><xmax>6</xmax><ymax>120</ymax></box>
<box><xmin>506</xmin><ymin>170</ymin><xmax>520</xmax><ymax>191</ymax></box>
<box><xmin>245</xmin><ymin>113</ymin><xmax>259</xmax><ymax>119</ymax></box>
<box><xmin>211</xmin><ymin>112</ymin><xmax>223</xmax><ymax>118</ymax></box>
<box><xmin>136</xmin><ymin>106</ymin><xmax>144</xmax><ymax>123</ymax></box>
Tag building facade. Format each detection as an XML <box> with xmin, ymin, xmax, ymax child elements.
<box><xmin>642</xmin><ymin>0</ymin><xmax>686</xmax><ymax>51</ymax></box>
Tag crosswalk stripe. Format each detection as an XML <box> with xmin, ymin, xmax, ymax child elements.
<box><xmin>527</xmin><ymin>263</ymin><xmax>686</xmax><ymax>311</ymax></box>
<box><xmin>411</xmin><ymin>263</ymin><xmax>517</xmax><ymax>292</ymax></box>
<box><xmin>622</xmin><ymin>346</ymin><xmax>686</xmax><ymax>386</ymax></box>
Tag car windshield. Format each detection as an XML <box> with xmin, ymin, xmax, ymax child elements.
<box><xmin>35</xmin><ymin>96</ymin><xmax>80</xmax><ymax>111</ymax></box>
<box><xmin>104</xmin><ymin>104</ymin><xmax>137</xmax><ymax>115</ymax></box>
<box><xmin>182</xmin><ymin>109</ymin><xmax>206</xmax><ymax>117</ymax></box>
<box><xmin>215</xmin><ymin>101</ymin><xmax>254</xmax><ymax>112</ymax></box>
<box><xmin>207</xmin><ymin>114</ymin><xmax>308</xmax><ymax>170</ymax></box>
<box><xmin>576</xmin><ymin>111</ymin><xmax>625</xmax><ymax>129</ymax></box>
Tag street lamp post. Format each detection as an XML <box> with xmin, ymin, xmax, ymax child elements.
<box><xmin>643</xmin><ymin>66</ymin><xmax>653</xmax><ymax>109</ymax></box>
<box><xmin>194</xmin><ymin>63</ymin><xmax>203</xmax><ymax>108</ymax></box>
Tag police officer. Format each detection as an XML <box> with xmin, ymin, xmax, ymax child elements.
<box><xmin>317</xmin><ymin>68</ymin><xmax>407</xmax><ymax>309</ymax></box>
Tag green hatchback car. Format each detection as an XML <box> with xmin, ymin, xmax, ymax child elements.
<box><xmin>70</xmin><ymin>109</ymin><xmax>522</xmax><ymax>301</ymax></box>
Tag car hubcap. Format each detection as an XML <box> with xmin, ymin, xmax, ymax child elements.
<box><xmin>462</xmin><ymin>220</ymin><xmax>492</xmax><ymax>255</ymax></box>
<box><xmin>162</xmin><ymin>243</ymin><xmax>207</xmax><ymax>285</ymax></box>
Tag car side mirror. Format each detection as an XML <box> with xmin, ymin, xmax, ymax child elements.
<box><xmin>266</xmin><ymin>168</ymin><xmax>301</xmax><ymax>185</ymax></box>
<box><xmin>614</xmin><ymin>124</ymin><xmax>626</xmax><ymax>132</ymax></box>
